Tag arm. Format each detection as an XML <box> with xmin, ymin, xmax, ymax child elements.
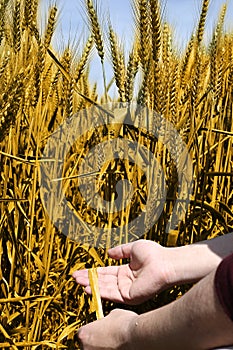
<box><xmin>78</xmin><ymin>261</ymin><xmax>233</xmax><ymax>350</ymax></box>
<box><xmin>129</xmin><ymin>265</ymin><xmax>233</xmax><ymax>350</ymax></box>
<box><xmin>73</xmin><ymin>233</ymin><xmax>233</xmax><ymax>305</ymax></box>
<box><xmin>167</xmin><ymin>233</ymin><xmax>233</xmax><ymax>285</ymax></box>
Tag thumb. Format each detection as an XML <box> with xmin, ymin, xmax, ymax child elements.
<box><xmin>108</xmin><ymin>242</ymin><xmax>134</xmax><ymax>260</ymax></box>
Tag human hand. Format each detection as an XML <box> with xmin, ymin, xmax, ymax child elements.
<box><xmin>73</xmin><ymin>240</ymin><xmax>175</xmax><ymax>305</ymax></box>
<box><xmin>77</xmin><ymin>309</ymin><xmax>137</xmax><ymax>350</ymax></box>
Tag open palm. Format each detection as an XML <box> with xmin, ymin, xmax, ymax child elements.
<box><xmin>72</xmin><ymin>240</ymin><xmax>172</xmax><ymax>305</ymax></box>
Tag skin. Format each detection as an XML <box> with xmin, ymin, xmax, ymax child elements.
<box><xmin>72</xmin><ymin>233</ymin><xmax>233</xmax><ymax>349</ymax></box>
<box><xmin>73</xmin><ymin>234</ymin><xmax>233</xmax><ymax>305</ymax></box>
<box><xmin>77</xmin><ymin>269</ymin><xmax>233</xmax><ymax>350</ymax></box>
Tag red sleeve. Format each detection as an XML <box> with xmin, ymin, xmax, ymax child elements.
<box><xmin>215</xmin><ymin>253</ymin><xmax>233</xmax><ymax>322</ymax></box>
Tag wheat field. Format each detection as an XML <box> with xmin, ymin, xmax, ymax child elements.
<box><xmin>0</xmin><ymin>0</ymin><xmax>232</xmax><ymax>348</ymax></box>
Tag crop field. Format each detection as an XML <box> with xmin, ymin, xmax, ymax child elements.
<box><xmin>0</xmin><ymin>0</ymin><xmax>233</xmax><ymax>348</ymax></box>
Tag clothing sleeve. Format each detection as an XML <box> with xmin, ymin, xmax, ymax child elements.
<box><xmin>215</xmin><ymin>252</ymin><xmax>233</xmax><ymax>322</ymax></box>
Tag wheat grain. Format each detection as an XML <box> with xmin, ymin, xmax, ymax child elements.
<box><xmin>75</xmin><ymin>35</ymin><xmax>94</xmax><ymax>83</ymax></box>
<box><xmin>125</xmin><ymin>44</ymin><xmax>139</xmax><ymax>102</ymax></box>
<box><xmin>0</xmin><ymin>1</ymin><xmax>233</xmax><ymax>347</ymax></box>
<box><xmin>134</xmin><ymin>0</ymin><xmax>151</xmax><ymax>69</ymax></box>
<box><xmin>85</xmin><ymin>0</ymin><xmax>104</xmax><ymax>63</ymax></box>
<box><xmin>109</xmin><ymin>25</ymin><xmax>126</xmax><ymax>101</ymax></box>
<box><xmin>196</xmin><ymin>0</ymin><xmax>209</xmax><ymax>44</ymax></box>
<box><xmin>149</xmin><ymin>0</ymin><xmax>162</xmax><ymax>63</ymax></box>
<box><xmin>44</xmin><ymin>6</ymin><xmax>57</xmax><ymax>49</ymax></box>
<box><xmin>13</xmin><ymin>0</ymin><xmax>21</xmax><ymax>52</ymax></box>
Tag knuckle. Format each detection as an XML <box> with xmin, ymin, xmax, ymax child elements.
<box><xmin>78</xmin><ymin>328</ymin><xmax>87</xmax><ymax>341</ymax></box>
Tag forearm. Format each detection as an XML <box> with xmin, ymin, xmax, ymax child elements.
<box><xmin>166</xmin><ymin>233</ymin><xmax>233</xmax><ymax>285</ymax></box>
<box><xmin>129</xmin><ymin>266</ymin><xmax>233</xmax><ymax>350</ymax></box>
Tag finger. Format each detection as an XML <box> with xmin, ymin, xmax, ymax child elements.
<box><xmin>108</xmin><ymin>242</ymin><xmax>134</xmax><ymax>260</ymax></box>
<box><xmin>72</xmin><ymin>269</ymin><xmax>88</xmax><ymax>279</ymax></box>
<box><xmin>76</xmin><ymin>273</ymin><xmax>132</xmax><ymax>304</ymax></box>
<box><xmin>74</xmin><ymin>272</ymin><xmax>118</xmax><ymax>288</ymax></box>
<box><xmin>77</xmin><ymin>325</ymin><xmax>86</xmax><ymax>349</ymax></box>
<box><xmin>96</xmin><ymin>265</ymin><xmax>120</xmax><ymax>276</ymax></box>
<box><xmin>72</xmin><ymin>265</ymin><xmax>121</xmax><ymax>280</ymax></box>
<box><xmin>72</xmin><ymin>266</ymin><xmax>132</xmax><ymax>301</ymax></box>
<box><xmin>85</xmin><ymin>284</ymin><xmax>125</xmax><ymax>303</ymax></box>
<box><xmin>74</xmin><ymin>275</ymin><xmax>89</xmax><ymax>286</ymax></box>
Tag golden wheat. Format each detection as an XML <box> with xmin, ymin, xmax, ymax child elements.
<box><xmin>0</xmin><ymin>0</ymin><xmax>232</xmax><ymax>348</ymax></box>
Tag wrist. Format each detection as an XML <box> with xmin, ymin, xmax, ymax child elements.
<box><xmin>113</xmin><ymin>310</ymin><xmax>139</xmax><ymax>350</ymax></box>
<box><xmin>126</xmin><ymin>314</ymin><xmax>141</xmax><ymax>350</ymax></box>
<box><xmin>165</xmin><ymin>243</ymin><xmax>223</xmax><ymax>286</ymax></box>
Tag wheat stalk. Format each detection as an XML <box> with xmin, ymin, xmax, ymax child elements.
<box><xmin>0</xmin><ymin>0</ymin><xmax>232</xmax><ymax>347</ymax></box>
<box><xmin>88</xmin><ymin>268</ymin><xmax>104</xmax><ymax>320</ymax></box>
